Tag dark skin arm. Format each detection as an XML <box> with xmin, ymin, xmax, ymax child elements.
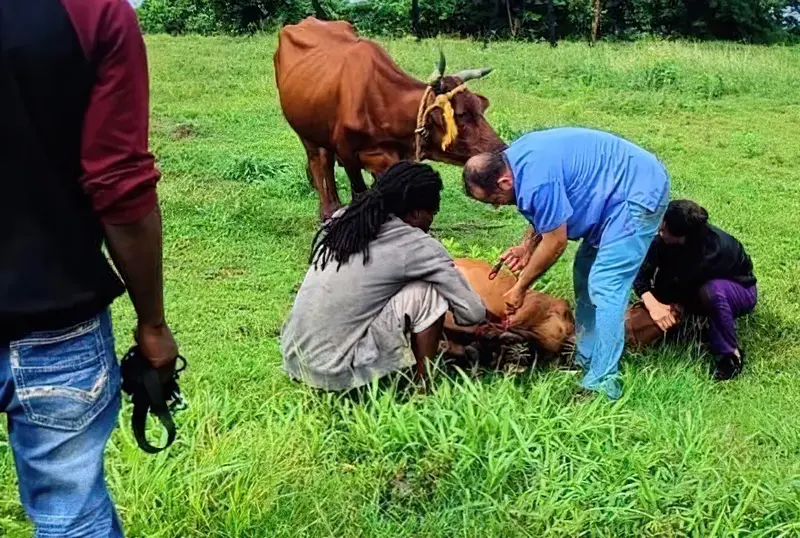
<box><xmin>502</xmin><ymin>223</ymin><xmax>568</xmax><ymax>317</ymax></box>
<box><xmin>410</xmin><ymin>314</ymin><xmax>446</xmax><ymax>393</ymax></box>
<box><xmin>104</xmin><ymin>206</ymin><xmax>178</xmax><ymax>371</ymax></box>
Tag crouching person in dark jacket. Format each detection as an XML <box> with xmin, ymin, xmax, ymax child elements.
<box><xmin>633</xmin><ymin>200</ymin><xmax>757</xmax><ymax>381</ymax></box>
<box><xmin>1</xmin><ymin>0</ymin><xmax>178</xmax><ymax>535</ymax></box>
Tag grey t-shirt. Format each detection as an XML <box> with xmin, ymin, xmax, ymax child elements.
<box><xmin>280</xmin><ymin>216</ymin><xmax>486</xmax><ymax>390</ymax></box>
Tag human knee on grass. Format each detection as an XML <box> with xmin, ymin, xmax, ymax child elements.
<box><xmin>389</xmin><ymin>282</ymin><xmax>449</xmax><ymax>379</ymax></box>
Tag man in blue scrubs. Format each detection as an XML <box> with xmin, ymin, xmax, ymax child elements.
<box><xmin>463</xmin><ymin>127</ymin><xmax>670</xmax><ymax>399</ymax></box>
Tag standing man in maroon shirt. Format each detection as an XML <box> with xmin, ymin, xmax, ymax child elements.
<box><xmin>1</xmin><ymin>0</ymin><xmax>177</xmax><ymax>535</ymax></box>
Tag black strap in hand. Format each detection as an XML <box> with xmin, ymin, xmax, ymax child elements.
<box><xmin>130</xmin><ymin>369</ymin><xmax>177</xmax><ymax>453</ymax></box>
<box><xmin>121</xmin><ymin>347</ymin><xmax>186</xmax><ymax>454</ymax></box>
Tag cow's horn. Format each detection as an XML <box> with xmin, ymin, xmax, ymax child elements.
<box><xmin>454</xmin><ymin>67</ymin><xmax>493</xmax><ymax>82</ymax></box>
<box><xmin>428</xmin><ymin>50</ymin><xmax>447</xmax><ymax>85</ymax></box>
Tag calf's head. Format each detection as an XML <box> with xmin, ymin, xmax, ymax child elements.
<box><xmin>419</xmin><ymin>53</ymin><xmax>506</xmax><ymax>164</ymax></box>
<box><xmin>511</xmin><ymin>295</ymin><xmax>575</xmax><ymax>354</ymax></box>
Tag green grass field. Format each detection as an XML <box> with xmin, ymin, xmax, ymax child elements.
<box><xmin>2</xmin><ymin>35</ymin><xmax>800</xmax><ymax>537</ymax></box>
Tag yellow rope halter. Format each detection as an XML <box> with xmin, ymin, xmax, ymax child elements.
<box><xmin>414</xmin><ymin>84</ymin><xmax>467</xmax><ymax>161</ymax></box>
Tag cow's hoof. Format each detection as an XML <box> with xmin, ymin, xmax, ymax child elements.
<box><xmin>464</xmin><ymin>344</ymin><xmax>482</xmax><ymax>363</ymax></box>
<box><xmin>499</xmin><ymin>331</ymin><xmax>527</xmax><ymax>345</ymax></box>
<box><xmin>320</xmin><ymin>205</ymin><xmax>342</xmax><ymax>222</ymax></box>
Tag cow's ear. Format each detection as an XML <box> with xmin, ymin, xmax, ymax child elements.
<box><xmin>426</xmin><ymin>107</ymin><xmax>445</xmax><ymax>130</ymax></box>
<box><xmin>477</xmin><ymin>94</ymin><xmax>490</xmax><ymax>112</ymax></box>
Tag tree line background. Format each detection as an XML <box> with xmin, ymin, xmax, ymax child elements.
<box><xmin>139</xmin><ymin>0</ymin><xmax>800</xmax><ymax>43</ymax></box>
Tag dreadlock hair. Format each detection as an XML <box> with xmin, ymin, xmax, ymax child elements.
<box><xmin>310</xmin><ymin>161</ymin><xmax>443</xmax><ymax>271</ymax></box>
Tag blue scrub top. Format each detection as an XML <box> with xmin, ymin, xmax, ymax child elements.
<box><xmin>505</xmin><ymin>127</ymin><xmax>670</xmax><ymax>246</ymax></box>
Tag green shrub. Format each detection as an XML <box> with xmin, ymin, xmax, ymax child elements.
<box><xmin>137</xmin><ymin>0</ymin><xmax>796</xmax><ymax>43</ymax></box>
<box><xmin>138</xmin><ymin>0</ymin><xmax>219</xmax><ymax>34</ymax></box>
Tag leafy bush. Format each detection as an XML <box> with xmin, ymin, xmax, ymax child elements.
<box><xmin>137</xmin><ymin>0</ymin><xmax>797</xmax><ymax>42</ymax></box>
<box><xmin>137</xmin><ymin>0</ymin><xmax>219</xmax><ymax>34</ymax></box>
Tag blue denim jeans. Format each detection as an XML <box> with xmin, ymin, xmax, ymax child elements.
<box><xmin>0</xmin><ymin>310</ymin><xmax>124</xmax><ymax>537</ymax></box>
<box><xmin>573</xmin><ymin>196</ymin><xmax>668</xmax><ymax>400</ymax></box>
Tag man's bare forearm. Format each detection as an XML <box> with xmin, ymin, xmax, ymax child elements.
<box><xmin>521</xmin><ymin>226</ymin><xmax>540</xmax><ymax>251</ymax></box>
<box><xmin>103</xmin><ymin>206</ymin><xmax>165</xmax><ymax>328</ymax></box>
<box><xmin>516</xmin><ymin>241</ymin><xmax>558</xmax><ymax>290</ymax></box>
<box><xmin>516</xmin><ymin>225</ymin><xmax>567</xmax><ymax>290</ymax></box>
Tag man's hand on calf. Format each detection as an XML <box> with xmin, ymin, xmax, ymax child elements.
<box><xmin>500</xmin><ymin>245</ymin><xmax>531</xmax><ymax>274</ymax></box>
<box><xmin>503</xmin><ymin>284</ymin><xmax>526</xmax><ymax>317</ymax></box>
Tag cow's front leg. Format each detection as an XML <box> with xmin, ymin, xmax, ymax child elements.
<box><xmin>342</xmin><ymin>161</ymin><xmax>369</xmax><ymax>200</ymax></box>
<box><xmin>301</xmin><ymin>138</ymin><xmax>340</xmax><ymax>220</ymax></box>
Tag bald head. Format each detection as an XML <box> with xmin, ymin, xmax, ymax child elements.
<box><xmin>464</xmin><ymin>152</ymin><xmax>505</xmax><ymax>188</ymax></box>
<box><xmin>462</xmin><ymin>151</ymin><xmax>515</xmax><ymax>206</ymax></box>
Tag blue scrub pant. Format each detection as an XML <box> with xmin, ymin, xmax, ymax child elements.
<box><xmin>573</xmin><ymin>196</ymin><xmax>668</xmax><ymax>399</ymax></box>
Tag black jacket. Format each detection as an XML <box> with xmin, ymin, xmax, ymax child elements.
<box><xmin>634</xmin><ymin>224</ymin><xmax>756</xmax><ymax>307</ymax></box>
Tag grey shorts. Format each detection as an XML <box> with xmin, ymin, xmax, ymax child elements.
<box><xmin>349</xmin><ymin>282</ymin><xmax>449</xmax><ymax>387</ymax></box>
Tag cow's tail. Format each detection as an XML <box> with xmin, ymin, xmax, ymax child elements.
<box><xmin>311</xmin><ymin>0</ymin><xmax>329</xmax><ymax>21</ymax></box>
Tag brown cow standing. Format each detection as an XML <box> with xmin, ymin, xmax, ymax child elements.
<box><xmin>274</xmin><ymin>17</ymin><xmax>506</xmax><ymax>220</ymax></box>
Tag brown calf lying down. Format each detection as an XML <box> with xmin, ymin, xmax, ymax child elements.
<box><xmin>443</xmin><ymin>259</ymin><xmax>575</xmax><ymax>364</ymax></box>
<box><xmin>443</xmin><ymin>258</ymin><xmax>667</xmax><ymax>367</ymax></box>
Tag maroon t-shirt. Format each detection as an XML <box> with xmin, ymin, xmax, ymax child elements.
<box><xmin>62</xmin><ymin>0</ymin><xmax>160</xmax><ymax>223</ymax></box>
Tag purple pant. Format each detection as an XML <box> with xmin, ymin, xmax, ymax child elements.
<box><xmin>697</xmin><ymin>279</ymin><xmax>758</xmax><ymax>356</ymax></box>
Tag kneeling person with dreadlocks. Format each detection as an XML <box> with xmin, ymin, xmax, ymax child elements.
<box><xmin>281</xmin><ymin>162</ymin><xmax>486</xmax><ymax>390</ymax></box>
